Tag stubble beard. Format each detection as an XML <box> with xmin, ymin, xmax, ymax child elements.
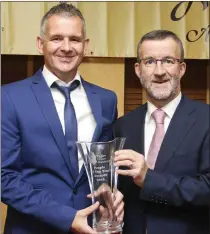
<box><xmin>140</xmin><ymin>76</ymin><xmax>180</xmax><ymax>101</ymax></box>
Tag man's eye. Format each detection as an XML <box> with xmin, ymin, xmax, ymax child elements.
<box><xmin>52</xmin><ymin>37</ymin><xmax>62</xmax><ymax>42</ymax></box>
<box><xmin>145</xmin><ymin>59</ymin><xmax>155</xmax><ymax>65</ymax></box>
<box><xmin>163</xmin><ymin>58</ymin><xmax>174</xmax><ymax>64</ymax></box>
<box><xmin>71</xmin><ymin>38</ymin><xmax>82</xmax><ymax>43</ymax></box>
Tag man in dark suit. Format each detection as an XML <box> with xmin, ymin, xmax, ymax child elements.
<box><xmin>114</xmin><ymin>30</ymin><xmax>210</xmax><ymax>234</ymax></box>
<box><xmin>1</xmin><ymin>3</ymin><xmax>124</xmax><ymax>234</ymax></box>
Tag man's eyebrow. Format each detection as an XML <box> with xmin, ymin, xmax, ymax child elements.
<box><xmin>48</xmin><ymin>34</ymin><xmax>84</xmax><ymax>39</ymax></box>
<box><xmin>140</xmin><ymin>56</ymin><xmax>154</xmax><ymax>60</ymax></box>
<box><xmin>48</xmin><ymin>34</ymin><xmax>63</xmax><ymax>38</ymax></box>
<box><xmin>140</xmin><ymin>56</ymin><xmax>175</xmax><ymax>60</ymax></box>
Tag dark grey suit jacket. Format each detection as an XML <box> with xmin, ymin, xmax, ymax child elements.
<box><xmin>114</xmin><ymin>95</ymin><xmax>210</xmax><ymax>234</ymax></box>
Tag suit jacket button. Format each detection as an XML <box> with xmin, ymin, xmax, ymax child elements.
<box><xmin>73</xmin><ymin>188</ymin><xmax>77</xmax><ymax>194</ymax></box>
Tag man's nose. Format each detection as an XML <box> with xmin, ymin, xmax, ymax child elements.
<box><xmin>61</xmin><ymin>38</ymin><xmax>72</xmax><ymax>52</ymax></box>
<box><xmin>153</xmin><ymin>61</ymin><xmax>166</xmax><ymax>76</ymax></box>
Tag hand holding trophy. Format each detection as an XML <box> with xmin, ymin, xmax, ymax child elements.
<box><xmin>76</xmin><ymin>138</ymin><xmax>126</xmax><ymax>234</ymax></box>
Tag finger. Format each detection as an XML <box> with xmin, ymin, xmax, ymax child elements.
<box><xmin>114</xmin><ymin>200</ymin><xmax>124</xmax><ymax>217</ymax></box>
<box><xmin>115</xmin><ymin>160</ymin><xmax>133</xmax><ymax>168</ymax></box>
<box><xmin>115</xmin><ymin>150</ymin><xmax>133</xmax><ymax>157</ymax></box>
<box><xmin>87</xmin><ymin>192</ymin><xmax>99</xmax><ymax>198</ymax></box>
<box><xmin>103</xmin><ymin>192</ymin><xmax>114</xmax><ymax>212</ymax></box>
<box><xmin>113</xmin><ymin>190</ymin><xmax>124</xmax><ymax>208</ymax></box>
<box><xmin>116</xmin><ymin>169</ymin><xmax>135</xmax><ymax>177</ymax></box>
<box><xmin>87</xmin><ymin>189</ymin><xmax>104</xmax><ymax>198</ymax></box>
<box><xmin>87</xmin><ymin>190</ymin><xmax>99</xmax><ymax>198</ymax></box>
<box><xmin>99</xmin><ymin>205</ymin><xmax>109</xmax><ymax>219</ymax></box>
<box><xmin>118</xmin><ymin>210</ymin><xmax>124</xmax><ymax>223</ymax></box>
<box><xmin>82</xmin><ymin>201</ymin><xmax>99</xmax><ymax>216</ymax></box>
<box><xmin>115</xmin><ymin>150</ymin><xmax>144</xmax><ymax>161</ymax></box>
<box><xmin>114</xmin><ymin>152</ymin><xmax>135</xmax><ymax>162</ymax></box>
<box><xmin>94</xmin><ymin>183</ymin><xmax>112</xmax><ymax>198</ymax></box>
<box><xmin>99</xmin><ymin>205</ymin><xmax>105</xmax><ymax>213</ymax></box>
<box><xmin>115</xmin><ymin>149</ymin><xmax>134</xmax><ymax>156</ymax></box>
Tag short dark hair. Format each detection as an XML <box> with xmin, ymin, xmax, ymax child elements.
<box><xmin>137</xmin><ymin>30</ymin><xmax>184</xmax><ymax>62</ymax></box>
<box><xmin>40</xmin><ymin>3</ymin><xmax>86</xmax><ymax>38</ymax></box>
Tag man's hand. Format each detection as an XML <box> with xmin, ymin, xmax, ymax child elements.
<box><xmin>87</xmin><ymin>185</ymin><xmax>124</xmax><ymax>224</ymax></box>
<box><xmin>114</xmin><ymin>150</ymin><xmax>148</xmax><ymax>188</ymax></box>
<box><xmin>113</xmin><ymin>189</ymin><xmax>124</xmax><ymax>223</ymax></box>
<box><xmin>71</xmin><ymin>202</ymin><xmax>99</xmax><ymax>234</ymax></box>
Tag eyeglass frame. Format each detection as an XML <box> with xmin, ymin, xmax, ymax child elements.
<box><xmin>138</xmin><ymin>56</ymin><xmax>182</xmax><ymax>68</ymax></box>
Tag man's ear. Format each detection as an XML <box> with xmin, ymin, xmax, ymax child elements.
<box><xmin>134</xmin><ymin>62</ymin><xmax>141</xmax><ymax>79</ymax></box>
<box><xmin>179</xmin><ymin>61</ymin><xmax>186</xmax><ymax>80</ymax></box>
<box><xmin>36</xmin><ymin>36</ymin><xmax>44</xmax><ymax>55</ymax></box>
<box><xmin>84</xmin><ymin>38</ymin><xmax>90</xmax><ymax>56</ymax></box>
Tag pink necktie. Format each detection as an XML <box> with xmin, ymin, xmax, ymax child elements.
<box><xmin>147</xmin><ymin>109</ymin><xmax>166</xmax><ymax>169</ymax></box>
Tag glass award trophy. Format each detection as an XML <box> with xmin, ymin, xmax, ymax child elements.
<box><xmin>76</xmin><ymin>138</ymin><xmax>126</xmax><ymax>234</ymax></box>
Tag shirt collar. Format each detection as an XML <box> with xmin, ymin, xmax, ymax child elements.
<box><xmin>42</xmin><ymin>65</ymin><xmax>81</xmax><ymax>88</ymax></box>
<box><xmin>146</xmin><ymin>92</ymin><xmax>182</xmax><ymax>123</ymax></box>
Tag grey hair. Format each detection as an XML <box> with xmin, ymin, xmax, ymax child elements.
<box><xmin>136</xmin><ymin>30</ymin><xmax>184</xmax><ymax>62</ymax></box>
<box><xmin>40</xmin><ymin>2</ymin><xmax>86</xmax><ymax>38</ymax></box>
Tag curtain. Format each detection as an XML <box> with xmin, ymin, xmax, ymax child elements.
<box><xmin>1</xmin><ymin>1</ymin><xmax>209</xmax><ymax>58</ymax></box>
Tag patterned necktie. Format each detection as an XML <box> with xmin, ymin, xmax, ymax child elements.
<box><xmin>52</xmin><ymin>80</ymin><xmax>80</xmax><ymax>179</ymax></box>
<box><xmin>147</xmin><ymin>109</ymin><xmax>166</xmax><ymax>169</ymax></box>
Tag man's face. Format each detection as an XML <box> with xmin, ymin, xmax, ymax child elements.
<box><xmin>135</xmin><ymin>38</ymin><xmax>186</xmax><ymax>105</ymax></box>
<box><xmin>37</xmin><ymin>15</ymin><xmax>88</xmax><ymax>81</ymax></box>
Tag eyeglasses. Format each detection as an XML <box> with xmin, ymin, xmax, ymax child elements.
<box><xmin>139</xmin><ymin>57</ymin><xmax>181</xmax><ymax>68</ymax></box>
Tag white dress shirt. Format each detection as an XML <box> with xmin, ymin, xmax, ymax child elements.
<box><xmin>42</xmin><ymin>66</ymin><xmax>96</xmax><ymax>171</ymax></box>
<box><xmin>144</xmin><ymin>93</ymin><xmax>182</xmax><ymax>160</ymax></box>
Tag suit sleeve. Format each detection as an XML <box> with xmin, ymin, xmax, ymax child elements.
<box><xmin>112</xmin><ymin>93</ymin><xmax>118</xmax><ymax>139</ymax></box>
<box><xmin>140</xmin><ymin>131</ymin><xmax>210</xmax><ymax>207</ymax></box>
<box><xmin>1</xmin><ymin>88</ymin><xmax>77</xmax><ymax>233</ymax></box>
<box><xmin>112</xmin><ymin>92</ymin><xmax>118</xmax><ymax>121</ymax></box>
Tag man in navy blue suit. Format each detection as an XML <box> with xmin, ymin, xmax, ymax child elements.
<box><xmin>1</xmin><ymin>3</ymin><xmax>124</xmax><ymax>234</ymax></box>
<box><xmin>114</xmin><ymin>30</ymin><xmax>210</xmax><ymax>234</ymax></box>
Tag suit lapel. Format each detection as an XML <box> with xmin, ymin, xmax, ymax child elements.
<box><xmin>76</xmin><ymin>79</ymin><xmax>103</xmax><ymax>184</ymax></box>
<box><xmin>132</xmin><ymin>105</ymin><xmax>147</xmax><ymax>155</ymax></box>
<box><xmin>31</xmin><ymin>70</ymin><xmax>75</xmax><ymax>186</ymax></box>
<box><xmin>155</xmin><ymin>96</ymin><xmax>197</xmax><ymax>171</ymax></box>
<box><xmin>81</xmin><ymin>79</ymin><xmax>103</xmax><ymax>142</ymax></box>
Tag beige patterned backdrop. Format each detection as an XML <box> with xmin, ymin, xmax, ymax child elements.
<box><xmin>1</xmin><ymin>2</ymin><xmax>210</xmax><ymax>233</ymax></box>
<box><xmin>1</xmin><ymin>1</ymin><xmax>209</xmax><ymax>58</ymax></box>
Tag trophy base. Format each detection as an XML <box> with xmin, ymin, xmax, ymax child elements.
<box><xmin>95</xmin><ymin>229</ymin><xmax>122</xmax><ymax>234</ymax></box>
<box><xmin>94</xmin><ymin>221</ymin><xmax>122</xmax><ymax>234</ymax></box>
<box><xmin>96</xmin><ymin>231</ymin><xmax>121</xmax><ymax>234</ymax></box>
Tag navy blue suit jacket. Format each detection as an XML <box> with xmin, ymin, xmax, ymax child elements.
<box><xmin>114</xmin><ymin>95</ymin><xmax>210</xmax><ymax>234</ymax></box>
<box><xmin>1</xmin><ymin>70</ymin><xmax>117</xmax><ymax>234</ymax></box>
